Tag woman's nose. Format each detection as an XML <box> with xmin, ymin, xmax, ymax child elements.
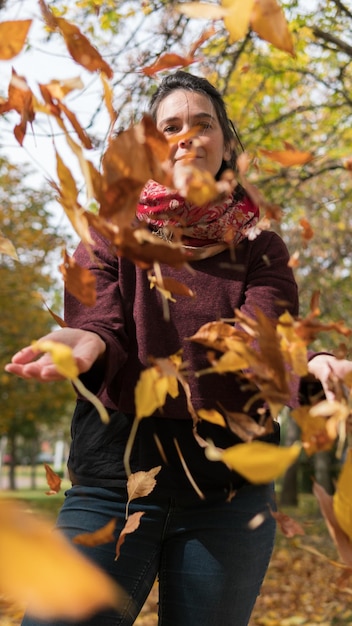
<box><xmin>179</xmin><ymin>137</ymin><xmax>193</xmax><ymax>148</ymax></box>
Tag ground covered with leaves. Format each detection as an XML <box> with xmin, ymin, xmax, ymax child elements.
<box><xmin>1</xmin><ymin>502</ymin><xmax>351</xmax><ymax>626</ymax></box>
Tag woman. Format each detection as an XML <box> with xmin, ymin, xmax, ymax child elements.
<box><xmin>5</xmin><ymin>71</ymin><xmax>349</xmax><ymax>626</ymax></box>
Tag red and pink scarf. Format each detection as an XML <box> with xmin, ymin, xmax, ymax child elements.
<box><xmin>136</xmin><ymin>179</ymin><xmax>259</xmax><ymax>247</ymax></box>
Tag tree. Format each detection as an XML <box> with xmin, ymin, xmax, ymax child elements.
<box><xmin>0</xmin><ymin>157</ymin><xmax>75</xmax><ymax>488</ymax></box>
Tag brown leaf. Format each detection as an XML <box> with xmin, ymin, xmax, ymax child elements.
<box><xmin>270</xmin><ymin>509</ymin><xmax>305</xmax><ymax>538</ymax></box>
<box><xmin>0</xmin><ymin>69</ymin><xmax>35</xmax><ymax>145</ymax></box>
<box><xmin>221</xmin><ymin>408</ymin><xmax>269</xmax><ymax>441</ymax></box>
<box><xmin>250</xmin><ymin>0</ymin><xmax>295</xmax><ymax>56</ymax></box>
<box><xmin>0</xmin><ymin>20</ymin><xmax>32</xmax><ymax>60</ymax></box>
<box><xmin>74</xmin><ymin>518</ymin><xmax>117</xmax><ymax>547</ymax></box>
<box><xmin>126</xmin><ymin>467</ymin><xmax>161</xmax><ymax>513</ymax></box>
<box><xmin>142</xmin><ymin>53</ymin><xmax>197</xmax><ymax>76</ymax></box>
<box><xmin>44</xmin><ymin>464</ymin><xmax>61</xmax><ymax>495</ymax></box>
<box><xmin>56</xmin><ymin>16</ymin><xmax>113</xmax><ymax>78</ymax></box>
<box><xmin>300</xmin><ymin>217</ymin><xmax>314</xmax><ymax>241</ymax></box>
<box><xmin>115</xmin><ymin>512</ymin><xmax>144</xmax><ymax>560</ymax></box>
<box><xmin>149</xmin><ymin>274</ymin><xmax>195</xmax><ymax>298</ymax></box>
<box><xmin>59</xmin><ymin>249</ymin><xmax>97</xmax><ymax>307</ymax></box>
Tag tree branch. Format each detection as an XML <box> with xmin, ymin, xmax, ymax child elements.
<box><xmin>312</xmin><ymin>26</ymin><xmax>352</xmax><ymax>58</ymax></box>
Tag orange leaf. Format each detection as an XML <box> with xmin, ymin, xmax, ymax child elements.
<box><xmin>0</xmin><ymin>500</ymin><xmax>125</xmax><ymax>620</ymax></box>
<box><xmin>250</xmin><ymin>0</ymin><xmax>295</xmax><ymax>56</ymax></box>
<box><xmin>74</xmin><ymin>518</ymin><xmax>117</xmax><ymax>547</ymax></box>
<box><xmin>270</xmin><ymin>509</ymin><xmax>305</xmax><ymax>538</ymax></box>
<box><xmin>299</xmin><ymin>217</ymin><xmax>314</xmax><ymax>241</ymax></box>
<box><xmin>260</xmin><ymin>147</ymin><xmax>314</xmax><ymax>166</ymax></box>
<box><xmin>115</xmin><ymin>511</ymin><xmax>144</xmax><ymax>560</ymax></box>
<box><xmin>0</xmin><ymin>20</ymin><xmax>32</xmax><ymax>60</ymax></box>
<box><xmin>142</xmin><ymin>52</ymin><xmax>196</xmax><ymax>76</ymax></box>
<box><xmin>59</xmin><ymin>249</ymin><xmax>97</xmax><ymax>307</ymax></box>
<box><xmin>44</xmin><ymin>464</ymin><xmax>61</xmax><ymax>495</ymax></box>
<box><xmin>177</xmin><ymin>2</ymin><xmax>228</xmax><ymax>20</ymax></box>
<box><xmin>56</xmin><ymin>16</ymin><xmax>113</xmax><ymax>78</ymax></box>
<box><xmin>0</xmin><ymin>69</ymin><xmax>35</xmax><ymax>145</ymax></box>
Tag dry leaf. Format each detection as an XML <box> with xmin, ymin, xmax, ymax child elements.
<box><xmin>260</xmin><ymin>147</ymin><xmax>314</xmax><ymax>166</ymax></box>
<box><xmin>222</xmin><ymin>0</ymin><xmax>256</xmax><ymax>43</ymax></box>
<box><xmin>251</xmin><ymin>0</ymin><xmax>294</xmax><ymax>55</ymax></box>
<box><xmin>206</xmin><ymin>440</ymin><xmax>301</xmax><ymax>483</ymax></box>
<box><xmin>177</xmin><ymin>2</ymin><xmax>228</xmax><ymax>20</ymax></box>
<box><xmin>333</xmin><ymin>448</ymin><xmax>352</xmax><ymax>542</ymax></box>
<box><xmin>0</xmin><ymin>20</ymin><xmax>32</xmax><ymax>60</ymax></box>
<box><xmin>74</xmin><ymin>518</ymin><xmax>117</xmax><ymax>547</ymax></box>
<box><xmin>126</xmin><ymin>467</ymin><xmax>161</xmax><ymax>517</ymax></box>
<box><xmin>115</xmin><ymin>512</ymin><xmax>144</xmax><ymax>560</ymax></box>
<box><xmin>59</xmin><ymin>249</ymin><xmax>97</xmax><ymax>307</ymax></box>
<box><xmin>313</xmin><ymin>480</ymin><xmax>352</xmax><ymax>568</ymax></box>
<box><xmin>0</xmin><ymin>232</ymin><xmax>18</xmax><ymax>260</ymax></box>
<box><xmin>270</xmin><ymin>509</ymin><xmax>305</xmax><ymax>538</ymax></box>
<box><xmin>44</xmin><ymin>464</ymin><xmax>61</xmax><ymax>495</ymax></box>
<box><xmin>0</xmin><ymin>500</ymin><xmax>124</xmax><ymax>620</ymax></box>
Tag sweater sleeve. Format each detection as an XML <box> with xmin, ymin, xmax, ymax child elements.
<box><xmin>64</xmin><ymin>231</ymin><xmax>129</xmax><ymax>400</ymax></box>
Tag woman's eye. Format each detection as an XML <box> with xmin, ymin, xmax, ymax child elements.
<box><xmin>163</xmin><ymin>125</ymin><xmax>178</xmax><ymax>134</ymax></box>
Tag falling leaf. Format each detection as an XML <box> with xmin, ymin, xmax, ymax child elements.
<box><xmin>115</xmin><ymin>512</ymin><xmax>144</xmax><ymax>560</ymax></box>
<box><xmin>126</xmin><ymin>467</ymin><xmax>161</xmax><ymax>517</ymax></box>
<box><xmin>198</xmin><ymin>408</ymin><xmax>227</xmax><ymax>427</ymax></box>
<box><xmin>54</xmin><ymin>14</ymin><xmax>113</xmax><ymax>78</ymax></box>
<box><xmin>0</xmin><ymin>69</ymin><xmax>35</xmax><ymax>145</ymax></box>
<box><xmin>0</xmin><ymin>500</ymin><xmax>125</xmax><ymax>620</ymax></box>
<box><xmin>176</xmin><ymin>2</ymin><xmax>228</xmax><ymax>20</ymax></box>
<box><xmin>250</xmin><ymin>0</ymin><xmax>295</xmax><ymax>55</ymax></box>
<box><xmin>142</xmin><ymin>52</ymin><xmax>197</xmax><ymax>76</ymax></box>
<box><xmin>44</xmin><ymin>464</ymin><xmax>61</xmax><ymax>495</ymax></box>
<box><xmin>313</xmin><ymin>480</ymin><xmax>352</xmax><ymax>568</ymax></box>
<box><xmin>333</xmin><ymin>449</ymin><xmax>352</xmax><ymax>542</ymax></box>
<box><xmin>59</xmin><ymin>249</ymin><xmax>97</xmax><ymax>307</ymax></box>
<box><xmin>74</xmin><ymin>518</ymin><xmax>117</xmax><ymax>547</ymax></box>
<box><xmin>260</xmin><ymin>147</ymin><xmax>314</xmax><ymax>166</ymax></box>
<box><xmin>222</xmin><ymin>0</ymin><xmax>256</xmax><ymax>42</ymax></box>
<box><xmin>270</xmin><ymin>509</ymin><xmax>305</xmax><ymax>538</ymax></box>
<box><xmin>0</xmin><ymin>20</ymin><xmax>32</xmax><ymax>60</ymax></box>
<box><xmin>149</xmin><ymin>273</ymin><xmax>195</xmax><ymax>298</ymax></box>
<box><xmin>221</xmin><ymin>407</ymin><xmax>269</xmax><ymax>441</ymax></box>
<box><xmin>0</xmin><ymin>232</ymin><xmax>18</xmax><ymax>260</ymax></box>
<box><xmin>174</xmin><ymin>438</ymin><xmax>205</xmax><ymax>499</ymax></box>
<box><xmin>300</xmin><ymin>217</ymin><xmax>314</xmax><ymax>241</ymax></box>
<box><xmin>206</xmin><ymin>440</ymin><xmax>301</xmax><ymax>483</ymax></box>
<box><xmin>40</xmin><ymin>76</ymin><xmax>84</xmax><ymax>101</ymax></box>
<box><xmin>135</xmin><ymin>365</ymin><xmax>179</xmax><ymax>420</ymax></box>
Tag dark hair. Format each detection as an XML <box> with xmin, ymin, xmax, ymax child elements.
<box><xmin>149</xmin><ymin>71</ymin><xmax>244</xmax><ymax>179</ymax></box>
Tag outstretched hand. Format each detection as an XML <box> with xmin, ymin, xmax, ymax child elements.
<box><xmin>308</xmin><ymin>354</ymin><xmax>352</xmax><ymax>401</ymax></box>
<box><xmin>5</xmin><ymin>328</ymin><xmax>106</xmax><ymax>382</ymax></box>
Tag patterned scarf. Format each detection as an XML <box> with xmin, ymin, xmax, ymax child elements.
<box><xmin>136</xmin><ymin>179</ymin><xmax>259</xmax><ymax>247</ymax></box>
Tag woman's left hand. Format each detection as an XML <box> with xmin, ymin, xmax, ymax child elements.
<box><xmin>308</xmin><ymin>354</ymin><xmax>352</xmax><ymax>401</ymax></box>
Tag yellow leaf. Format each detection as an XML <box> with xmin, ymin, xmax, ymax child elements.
<box><xmin>74</xmin><ymin>518</ymin><xmax>117</xmax><ymax>547</ymax></box>
<box><xmin>32</xmin><ymin>339</ymin><xmax>79</xmax><ymax>379</ymax></box>
<box><xmin>135</xmin><ymin>366</ymin><xmax>179</xmax><ymax>419</ymax></box>
<box><xmin>212</xmin><ymin>349</ymin><xmax>250</xmax><ymax>373</ymax></box>
<box><xmin>219</xmin><ymin>441</ymin><xmax>301</xmax><ymax>483</ymax></box>
<box><xmin>0</xmin><ymin>232</ymin><xmax>18</xmax><ymax>260</ymax></box>
<box><xmin>0</xmin><ymin>20</ymin><xmax>32</xmax><ymax>60</ymax></box>
<box><xmin>0</xmin><ymin>501</ymin><xmax>124</xmax><ymax>620</ymax></box>
<box><xmin>198</xmin><ymin>408</ymin><xmax>226</xmax><ymax>427</ymax></box>
<box><xmin>221</xmin><ymin>0</ymin><xmax>256</xmax><ymax>43</ymax></box>
<box><xmin>333</xmin><ymin>449</ymin><xmax>352</xmax><ymax>541</ymax></box>
<box><xmin>250</xmin><ymin>0</ymin><xmax>294</xmax><ymax>55</ymax></box>
<box><xmin>176</xmin><ymin>2</ymin><xmax>228</xmax><ymax>20</ymax></box>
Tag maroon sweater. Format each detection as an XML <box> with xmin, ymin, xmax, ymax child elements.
<box><xmin>65</xmin><ymin>229</ymin><xmax>299</xmax><ymax>496</ymax></box>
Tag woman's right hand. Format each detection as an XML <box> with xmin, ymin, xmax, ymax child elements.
<box><xmin>4</xmin><ymin>328</ymin><xmax>106</xmax><ymax>382</ymax></box>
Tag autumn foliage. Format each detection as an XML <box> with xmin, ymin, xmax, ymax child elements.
<box><xmin>1</xmin><ymin>0</ymin><xmax>352</xmax><ymax>621</ymax></box>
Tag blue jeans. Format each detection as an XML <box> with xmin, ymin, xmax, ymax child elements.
<box><xmin>22</xmin><ymin>483</ymin><xmax>276</xmax><ymax>626</ymax></box>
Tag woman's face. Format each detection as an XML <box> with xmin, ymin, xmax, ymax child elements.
<box><xmin>155</xmin><ymin>89</ymin><xmax>231</xmax><ymax>178</ymax></box>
